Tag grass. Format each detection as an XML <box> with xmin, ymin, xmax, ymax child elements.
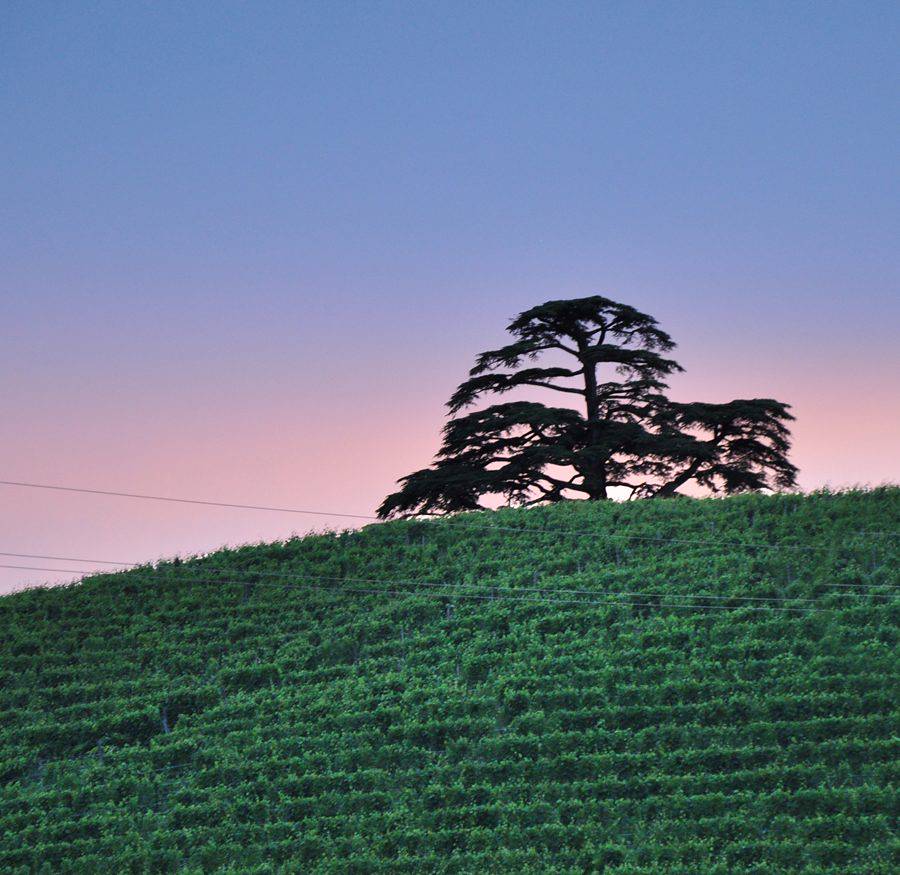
<box><xmin>0</xmin><ymin>488</ymin><xmax>897</xmax><ymax>872</ymax></box>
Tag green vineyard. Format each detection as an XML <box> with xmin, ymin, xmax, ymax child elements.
<box><xmin>1</xmin><ymin>489</ymin><xmax>897</xmax><ymax>872</ymax></box>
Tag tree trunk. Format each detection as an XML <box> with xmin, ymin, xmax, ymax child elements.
<box><xmin>585</xmin><ymin>482</ymin><xmax>609</xmax><ymax>500</ymax></box>
<box><xmin>579</xmin><ymin>338</ymin><xmax>608</xmax><ymax>499</ymax></box>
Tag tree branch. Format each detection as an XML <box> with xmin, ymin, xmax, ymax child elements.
<box><xmin>518</xmin><ymin>380</ymin><xmax>584</xmax><ymax>395</ymax></box>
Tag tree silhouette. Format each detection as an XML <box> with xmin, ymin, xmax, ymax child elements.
<box><xmin>378</xmin><ymin>296</ymin><xmax>796</xmax><ymax>518</ymax></box>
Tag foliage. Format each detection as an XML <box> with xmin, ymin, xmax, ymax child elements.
<box><xmin>0</xmin><ymin>489</ymin><xmax>897</xmax><ymax>872</ymax></box>
<box><xmin>379</xmin><ymin>296</ymin><xmax>796</xmax><ymax>518</ymax></box>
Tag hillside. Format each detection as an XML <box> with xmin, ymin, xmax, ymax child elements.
<box><xmin>0</xmin><ymin>489</ymin><xmax>897</xmax><ymax>873</ymax></box>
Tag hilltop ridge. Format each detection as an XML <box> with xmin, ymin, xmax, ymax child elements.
<box><xmin>1</xmin><ymin>489</ymin><xmax>897</xmax><ymax>872</ymax></box>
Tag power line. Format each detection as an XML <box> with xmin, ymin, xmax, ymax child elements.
<box><xmin>158</xmin><ymin>568</ymin><xmax>899</xmax><ymax>604</ymax></box>
<box><xmin>2</xmin><ymin>478</ymin><xmax>896</xmax><ymax>553</ymax></box>
<box><xmin>2</xmin><ymin>549</ymin><xmax>897</xmax><ymax>594</ymax></box>
<box><xmin>0</xmin><ymin>570</ymin><xmax>814</xmax><ymax>613</ymax></box>
<box><xmin>3</xmin><ymin>564</ymin><xmax>895</xmax><ymax>615</ymax></box>
<box><xmin>0</xmin><ymin>480</ymin><xmax>376</xmax><ymax>521</ymax></box>
<box><xmin>443</xmin><ymin>519</ymin><xmax>900</xmax><ymax>549</ymax></box>
<box><xmin>0</xmin><ymin>552</ymin><xmax>137</xmax><ymax>566</ymax></box>
<box><xmin>0</xmin><ymin>564</ymin><xmax>82</xmax><ymax>573</ymax></box>
<box><xmin>0</xmin><ymin>562</ymin><xmax>852</xmax><ymax>604</ymax></box>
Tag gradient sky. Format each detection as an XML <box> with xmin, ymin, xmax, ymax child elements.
<box><xmin>2</xmin><ymin>2</ymin><xmax>898</xmax><ymax>594</ymax></box>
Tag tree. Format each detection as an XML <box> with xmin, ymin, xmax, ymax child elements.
<box><xmin>378</xmin><ymin>296</ymin><xmax>796</xmax><ymax>518</ymax></box>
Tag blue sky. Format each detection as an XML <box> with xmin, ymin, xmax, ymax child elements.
<box><xmin>1</xmin><ymin>2</ymin><xmax>898</xmax><ymax>592</ymax></box>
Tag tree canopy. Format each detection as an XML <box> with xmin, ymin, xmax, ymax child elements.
<box><xmin>378</xmin><ymin>296</ymin><xmax>796</xmax><ymax>518</ymax></box>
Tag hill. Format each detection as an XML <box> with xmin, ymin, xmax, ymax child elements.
<box><xmin>0</xmin><ymin>489</ymin><xmax>897</xmax><ymax>873</ymax></box>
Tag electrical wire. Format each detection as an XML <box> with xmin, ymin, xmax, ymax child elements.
<box><xmin>7</xmin><ymin>553</ymin><xmax>900</xmax><ymax>602</ymax></box>
<box><xmin>2</xmin><ymin>479</ymin><xmax>897</xmax><ymax>552</ymax></box>
<box><xmin>0</xmin><ymin>480</ymin><xmax>375</xmax><ymax>520</ymax></box>
<box><xmin>3</xmin><ymin>549</ymin><xmax>898</xmax><ymax>594</ymax></box>
<box><xmin>4</xmin><ymin>565</ymin><xmax>896</xmax><ymax>614</ymax></box>
<box><xmin>0</xmin><ymin>552</ymin><xmax>137</xmax><ymax>566</ymax></box>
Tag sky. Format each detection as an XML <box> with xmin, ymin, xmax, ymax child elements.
<box><xmin>1</xmin><ymin>1</ymin><xmax>898</xmax><ymax>594</ymax></box>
